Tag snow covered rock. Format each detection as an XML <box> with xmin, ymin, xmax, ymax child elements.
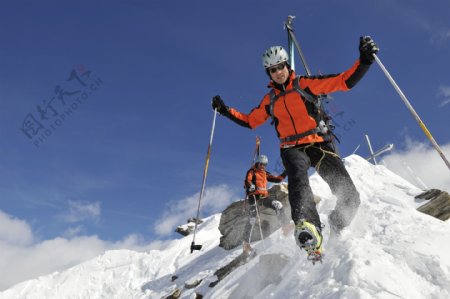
<box><xmin>217</xmin><ymin>184</ymin><xmax>291</xmax><ymax>250</ymax></box>
<box><xmin>416</xmin><ymin>189</ymin><xmax>450</xmax><ymax>221</ymax></box>
<box><xmin>175</xmin><ymin>218</ymin><xmax>203</xmax><ymax>237</ymax></box>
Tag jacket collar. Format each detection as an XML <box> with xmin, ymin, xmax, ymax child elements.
<box><xmin>268</xmin><ymin>70</ymin><xmax>296</xmax><ymax>91</ymax></box>
<box><xmin>252</xmin><ymin>165</ymin><xmax>265</xmax><ymax>172</ymax></box>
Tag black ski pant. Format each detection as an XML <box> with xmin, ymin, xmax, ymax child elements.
<box><xmin>281</xmin><ymin>142</ymin><xmax>360</xmax><ymax>231</ymax></box>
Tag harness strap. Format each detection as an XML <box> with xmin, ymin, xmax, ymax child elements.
<box><xmin>280</xmin><ymin>127</ymin><xmax>320</xmax><ymax>143</ymax></box>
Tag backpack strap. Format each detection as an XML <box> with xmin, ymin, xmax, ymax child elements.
<box><xmin>268</xmin><ymin>76</ymin><xmax>317</xmax><ymax>125</ymax></box>
<box><xmin>268</xmin><ymin>88</ymin><xmax>296</xmax><ymax>125</ymax></box>
<box><xmin>268</xmin><ymin>89</ymin><xmax>277</xmax><ymax>125</ymax></box>
<box><xmin>292</xmin><ymin>76</ymin><xmax>318</xmax><ymax>105</ymax></box>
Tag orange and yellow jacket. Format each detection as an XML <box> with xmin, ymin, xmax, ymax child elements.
<box><xmin>245</xmin><ymin>166</ymin><xmax>285</xmax><ymax>197</ymax></box>
<box><xmin>223</xmin><ymin>59</ymin><xmax>370</xmax><ymax>148</ymax></box>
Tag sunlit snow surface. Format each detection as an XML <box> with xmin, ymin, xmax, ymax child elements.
<box><xmin>1</xmin><ymin>156</ymin><xmax>449</xmax><ymax>299</ymax></box>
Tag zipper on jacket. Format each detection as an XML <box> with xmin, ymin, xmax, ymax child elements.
<box><xmin>282</xmin><ymin>93</ymin><xmax>299</xmax><ymax>137</ymax></box>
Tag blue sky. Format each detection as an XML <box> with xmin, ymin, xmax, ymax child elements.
<box><xmin>0</xmin><ymin>0</ymin><xmax>449</xmax><ymax>287</ymax></box>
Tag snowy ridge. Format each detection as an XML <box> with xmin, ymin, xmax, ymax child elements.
<box><xmin>1</xmin><ymin>155</ymin><xmax>450</xmax><ymax>299</ymax></box>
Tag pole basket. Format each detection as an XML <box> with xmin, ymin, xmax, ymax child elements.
<box><xmin>190</xmin><ymin>242</ymin><xmax>202</xmax><ymax>253</ymax></box>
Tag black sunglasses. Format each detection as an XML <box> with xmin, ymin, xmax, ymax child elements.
<box><xmin>268</xmin><ymin>63</ymin><xmax>286</xmax><ymax>74</ymax></box>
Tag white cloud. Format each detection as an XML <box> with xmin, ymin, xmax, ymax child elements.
<box><xmin>438</xmin><ymin>85</ymin><xmax>450</xmax><ymax>107</ymax></box>
<box><xmin>0</xmin><ymin>236</ymin><xmax>108</xmax><ymax>290</ymax></box>
<box><xmin>380</xmin><ymin>139</ymin><xmax>450</xmax><ymax>192</ymax></box>
<box><xmin>428</xmin><ymin>26</ymin><xmax>450</xmax><ymax>46</ymax></box>
<box><xmin>62</xmin><ymin>226</ymin><xmax>84</xmax><ymax>238</ymax></box>
<box><xmin>437</xmin><ymin>29</ymin><xmax>450</xmax><ymax>42</ymax></box>
<box><xmin>0</xmin><ymin>210</ymin><xmax>33</xmax><ymax>245</ymax></box>
<box><xmin>0</xmin><ymin>210</ymin><xmax>163</xmax><ymax>291</ymax></box>
<box><xmin>1</xmin><ymin>187</ymin><xmax>230</xmax><ymax>290</ymax></box>
<box><xmin>154</xmin><ymin>184</ymin><xmax>237</xmax><ymax>236</ymax></box>
<box><xmin>59</xmin><ymin>200</ymin><xmax>101</xmax><ymax>223</ymax></box>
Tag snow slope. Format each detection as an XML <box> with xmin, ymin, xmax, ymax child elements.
<box><xmin>1</xmin><ymin>155</ymin><xmax>450</xmax><ymax>299</ymax></box>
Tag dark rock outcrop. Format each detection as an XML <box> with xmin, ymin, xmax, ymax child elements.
<box><xmin>175</xmin><ymin>226</ymin><xmax>193</xmax><ymax>237</ymax></box>
<box><xmin>218</xmin><ymin>184</ymin><xmax>320</xmax><ymax>250</ymax></box>
<box><xmin>175</xmin><ymin>218</ymin><xmax>204</xmax><ymax>237</ymax></box>
<box><xmin>416</xmin><ymin>189</ymin><xmax>450</xmax><ymax>221</ymax></box>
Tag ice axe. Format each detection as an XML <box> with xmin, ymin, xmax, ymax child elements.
<box><xmin>190</xmin><ymin>108</ymin><xmax>218</xmax><ymax>253</ymax></box>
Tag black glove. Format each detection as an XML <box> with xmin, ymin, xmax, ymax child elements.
<box><xmin>280</xmin><ymin>170</ymin><xmax>288</xmax><ymax>178</ymax></box>
<box><xmin>359</xmin><ymin>36</ymin><xmax>379</xmax><ymax>64</ymax></box>
<box><xmin>211</xmin><ymin>95</ymin><xmax>229</xmax><ymax>115</ymax></box>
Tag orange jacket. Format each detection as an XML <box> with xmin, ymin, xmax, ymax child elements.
<box><xmin>245</xmin><ymin>166</ymin><xmax>285</xmax><ymax>197</ymax></box>
<box><xmin>225</xmin><ymin>59</ymin><xmax>369</xmax><ymax>147</ymax></box>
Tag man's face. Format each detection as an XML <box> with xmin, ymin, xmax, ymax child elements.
<box><xmin>268</xmin><ymin>63</ymin><xmax>289</xmax><ymax>85</ymax></box>
<box><xmin>257</xmin><ymin>163</ymin><xmax>266</xmax><ymax>170</ymax></box>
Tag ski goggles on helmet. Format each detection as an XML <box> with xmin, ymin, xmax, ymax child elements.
<box><xmin>268</xmin><ymin>63</ymin><xmax>286</xmax><ymax>74</ymax></box>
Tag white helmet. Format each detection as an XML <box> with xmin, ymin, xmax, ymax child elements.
<box><xmin>256</xmin><ymin>155</ymin><xmax>268</xmax><ymax>165</ymax></box>
<box><xmin>262</xmin><ymin>46</ymin><xmax>289</xmax><ymax>68</ymax></box>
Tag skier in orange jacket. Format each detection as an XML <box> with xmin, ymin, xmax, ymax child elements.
<box><xmin>212</xmin><ymin>36</ymin><xmax>379</xmax><ymax>257</ymax></box>
<box><xmin>242</xmin><ymin>155</ymin><xmax>287</xmax><ymax>252</ymax></box>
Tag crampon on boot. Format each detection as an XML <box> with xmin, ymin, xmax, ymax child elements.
<box><xmin>294</xmin><ymin>221</ymin><xmax>324</xmax><ymax>264</ymax></box>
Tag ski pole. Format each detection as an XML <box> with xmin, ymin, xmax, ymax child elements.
<box><xmin>373</xmin><ymin>54</ymin><xmax>450</xmax><ymax>171</ymax></box>
<box><xmin>190</xmin><ymin>108</ymin><xmax>218</xmax><ymax>253</ymax></box>
<box><xmin>254</xmin><ymin>201</ymin><xmax>267</xmax><ymax>250</ymax></box>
